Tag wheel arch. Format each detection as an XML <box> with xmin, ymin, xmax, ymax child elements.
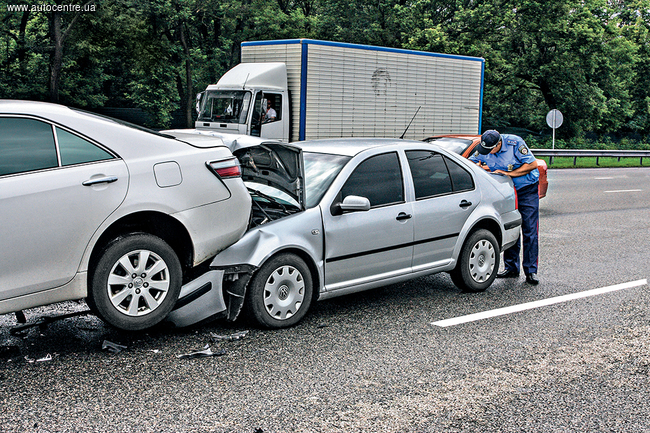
<box><xmin>88</xmin><ymin>211</ymin><xmax>194</xmax><ymax>281</ymax></box>
<box><xmin>256</xmin><ymin>247</ymin><xmax>322</xmax><ymax>301</ymax></box>
<box><xmin>466</xmin><ymin>217</ymin><xmax>503</xmax><ymax>248</ymax></box>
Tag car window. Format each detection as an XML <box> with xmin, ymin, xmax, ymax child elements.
<box><xmin>406</xmin><ymin>150</ymin><xmax>453</xmax><ymax>199</ymax></box>
<box><xmin>0</xmin><ymin>117</ymin><xmax>58</xmax><ymax>176</ymax></box>
<box><xmin>57</xmin><ymin>127</ymin><xmax>114</xmax><ymax>166</ymax></box>
<box><xmin>445</xmin><ymin>156</ymin><xmax>474</xmax><ymax>192</ymax></box>
<box><xmin>340</xmin><ymin>152</ymin><xmax>404</xmax><ymax>208</ymax></box>
<box><xmin>263</xmin><ymin>93</ymin><xmax>281</xmax><ymax>123</ymax></box>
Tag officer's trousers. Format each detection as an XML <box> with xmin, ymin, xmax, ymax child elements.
<box><xmin>504</xmin><ymin>182</ymin><xmax>539</xmax><ymax>275</ymax></box>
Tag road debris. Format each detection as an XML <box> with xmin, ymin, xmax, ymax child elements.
<box><xmin>24</xmin><ymin>354</ymin><xmax>53</xmax><ymax>363</ymax></box>
<box><xmin>102</xmin><ymin>340</ymin><xmax>127</xmax><ymax>354</ymax></box>
<box><xmin>177</xmin><ymin>344</ymin><xmax>227</xmax><ymax>359</ymax></box>
<box><xmin>210</xmin><ymin>330</ymin><xmax>249</xmax><ymax>342</ymax></box>
<box><xmin>9</xmin><ymin>310</ymin><xmax>91</xmax><ymax>336</ymax></box>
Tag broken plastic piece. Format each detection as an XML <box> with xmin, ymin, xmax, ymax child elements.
<box><xmin>9</xmin><ymin>310</ymin><xmax>91</xmax><ymax>336</ymax></box>
<box><xmin>177</xmin><ymin>344</ymin><xmax>227</xmax><ymax>359</ymax></box>
<box><xmin>210</xmin><ymin>330</ymin><xmax>249</xmax><ymax>342</ymax></box>
<box><xmin>102</xmin><ymin>340</ymin><xmax>127</xmax><ymax>354</ymax></box>
<box><xmin>24</xmin><ymin>354</ymin><xmax>52</xmax><ymax>363</ymax></box>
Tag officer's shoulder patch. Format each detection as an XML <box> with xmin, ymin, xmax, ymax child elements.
<box><xmin>519</xmin><ymin>145</ymin><xmax>529</xmax><ymax>155</ymax></box>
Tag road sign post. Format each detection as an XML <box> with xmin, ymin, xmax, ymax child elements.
<box><xmin>546</xmin><ymin>109</ymin><xmax>564</xmax><ymax>150</ymax></box>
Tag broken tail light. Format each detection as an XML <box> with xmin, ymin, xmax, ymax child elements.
<box><xmin>207</xmin><ymin>157</ymin><xmax>241</xmax><ymax>179</ymax></box>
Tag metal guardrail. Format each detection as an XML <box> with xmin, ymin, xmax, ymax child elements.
<box><xmin>531</xmin><ymin>149</ymin><xmax>650</xmax><ymax>166</ymax></box>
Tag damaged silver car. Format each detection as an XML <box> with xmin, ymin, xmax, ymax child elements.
<box><xmin>168</xmin><ymin>138</ymin><xmax>522</xmax><ymax>329</ymax></box>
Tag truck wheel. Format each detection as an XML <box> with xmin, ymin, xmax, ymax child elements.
<box><xmin>89</xmin><ymin>233</ymin><xmax>182</xmax><ymax>331</ymax></box>
<box><xmin>246</xmin><ymin>253</ymin><xmax>313</xmax><ymax>329</ymax></box>
<box><xmin>450</xmin><ymin>229</ymin><xmax>500</xmax><ymax>293</ymax></box>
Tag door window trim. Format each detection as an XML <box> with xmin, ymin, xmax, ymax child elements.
<box><xmin>0</xmin><ymin>114</ymin><xmax>118</xmax><ymax>179</ymax></box>
<box><xmin>334</xmin><ymin>151</ymin><xmax>405</xmax><ymax>213</ymax></box>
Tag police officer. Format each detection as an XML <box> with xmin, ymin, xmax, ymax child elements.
<box><xmin>470</xmin><ymin>130</ymin><xmax>540</xmax><ymax>285</ymax></box>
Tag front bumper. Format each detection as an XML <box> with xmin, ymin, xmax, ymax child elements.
<box><xmin>166</xmin><ymin>270</ymin><xmax>227</xmax><ymax>327</ymax></box>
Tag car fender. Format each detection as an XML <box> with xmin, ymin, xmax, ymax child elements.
<box><xmin>210</xmin><ymin>207</ymin><xmax>325</xmax><ymax>284</ymax></box>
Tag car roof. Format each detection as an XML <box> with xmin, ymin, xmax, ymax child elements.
<box><xmin>0</xmin><ymin>99</ymin><xmax>130</xmax><ymax>130</ymax></box>
<box><xmin>296</xmin><ymin>137</ymin><xmax>426</xmax><ymax>157</ymax></box>
<box><xmin>0</xmin><ymin>99</ymin><xmax>76</xmax><ymax>116</ymax></box>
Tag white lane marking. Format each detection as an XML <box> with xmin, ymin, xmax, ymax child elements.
<box><xmin>432</xmin><ymin>279</ymin><xmax>648</xmax><ymax>328</ymax></box>
<box><xmin>604</xmin><ymin>189</ymin><xmax>643</xmax><ymax>193</ymax></box>
<box><xmin>594</xmin><ymin>177</ymin><xmax>614</xmax><ymax>180</ymax></box>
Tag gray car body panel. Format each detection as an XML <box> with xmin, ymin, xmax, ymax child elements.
<box><xmin>167</xmin><ymin>138</ymin><xmax>520</xmax><ymax>327</ymax></box>
<box><xmin>0</xmin><ymin>100</ymin><xmax>251</xmax><ymax>315</ymax></box>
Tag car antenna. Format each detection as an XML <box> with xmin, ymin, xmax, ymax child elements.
<box><xmin>242</xmin><ymin>73</ymin><xmax>250</xmax><ymax>89</ymax></box>
<box><xmin>400</xmin><ymin>106</ymin><xmax>421</xmax><ymax>139</ymax></box>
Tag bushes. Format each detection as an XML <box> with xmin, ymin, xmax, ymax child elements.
<box><xmin>528</xmin><ymin>135</ymin><xmax>650</xmax><ymax>150</ymax></box>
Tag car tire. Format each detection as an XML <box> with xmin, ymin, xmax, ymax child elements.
<box><xmin>89</xmin><ymin>233</ymin><xmax>182</xmax><ymax>331</ymax></box>
<box><xmin>246</xmin><ymin>253</ymin><xmax>313</xmax><ymax>329</ymax></box>
<box><xmin>450</xmin><ymin>229</ymin><xmax>500</xmax><ymax>293</ymax></box>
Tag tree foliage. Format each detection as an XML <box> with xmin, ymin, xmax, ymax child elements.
<box><xmin>1</xmin><ymin>0</ymin><xmax>649</xmax><ymax>137</ymax></box>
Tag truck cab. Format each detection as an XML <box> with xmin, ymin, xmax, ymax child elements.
<box><xmin>195</xmin><ymin>62</ymin><xmax>290</xmax><ymax>142</ymax></box>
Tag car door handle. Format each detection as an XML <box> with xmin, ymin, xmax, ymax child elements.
<box><xmin>459</xmin><ymin>200</ymin><xmax>472</xmax><ymax>209</ymax></box>
<box><xmin>82</xmin><ymin>176</ymin><xmax>118</xmax><ymax>186</ymax></box>
<box><xmin>396</xmin><ymin>212</ymin><xmax>412</xmax><ymax>221</ymax></box>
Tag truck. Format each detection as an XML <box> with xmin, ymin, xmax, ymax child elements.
<box><xmin>194</xmin><ymin>39</ymin><xmax>485</xmax><ymax>142</ymax></box>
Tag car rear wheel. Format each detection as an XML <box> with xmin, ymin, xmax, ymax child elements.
<box><xmin>450</xmin><ymin>229</ymin><xmax>500</xmax><ymax>293</ymax></box>
<box><xmin>89</xmin><ymin>233</ymin><xmax>182</xmax><ymax>331</ymax></box>
<box><xmin>246</xmin><ymin>253</ymin><xmax>313</xmax><ymax>328</ymax></box>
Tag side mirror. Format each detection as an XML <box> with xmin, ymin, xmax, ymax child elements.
<box><xmin>195</xmin><ymin>92</ymin><xmax>205</xmax><ymax>115</ymax></box>
<box><xmin>339</xmin><ymin>195</ymin><xmax>371</xmax><ymax>212</ymax></box>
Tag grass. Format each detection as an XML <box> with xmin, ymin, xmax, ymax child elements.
<box><xmin>540</xmin><ymin>156</ymin><xmax>649</xmax><ymax>169</ymax></box>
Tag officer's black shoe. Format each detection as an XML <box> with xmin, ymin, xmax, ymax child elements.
<box><xmin>525</xmin><ymin>273</ymin><xmax>539</xmax><ymax>285</ymax></box>
<box><xmin>497</xmin><ymin>270</ymin><xmax>519</xmax><ymax>279</ymax></box>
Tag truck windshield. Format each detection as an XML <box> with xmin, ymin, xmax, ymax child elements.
<box><xmin>198</xmin><ymin>90</ymin><xmax>251</xmax><ymax>124</ymax></box>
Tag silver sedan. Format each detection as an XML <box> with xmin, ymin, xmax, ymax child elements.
<box><xmin>169</xmin><ymin>138</ymin><xmax>521</xmax><ymax>329</ymax></box>
<box><xmin>0</xmin><ymin>100</ymin><xmax>251</xmax><ymax>330</ymax></box>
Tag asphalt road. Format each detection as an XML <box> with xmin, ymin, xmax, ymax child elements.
<box><xmin>2</xmin><ymin>167</ymin><xmax>649</xmax><ymax>433</ymax></box>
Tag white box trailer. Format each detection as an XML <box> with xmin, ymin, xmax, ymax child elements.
<box><xmin>195</xmin><ymin>39</ymin><xmax>484</xmax><ymax>142</ymax></box>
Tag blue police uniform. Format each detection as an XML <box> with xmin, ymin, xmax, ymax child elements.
<box><xmin>470</xmin><ymin>134</ymin><xmax>540</xmax><ymax>277</ymax></box>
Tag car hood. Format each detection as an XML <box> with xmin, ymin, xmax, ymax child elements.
<box><xmin>162</xmin><ymin>129</ymin><xmax>304</xmax><ymax>207</ymax></box>
<box><xmin>234</xmin><ymin>142</ymin><xmax>304</xmax><ymax>209</ymax></box>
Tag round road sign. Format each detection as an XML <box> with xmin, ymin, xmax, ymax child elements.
<box><xmin>546</xmin><ymin>109</ymin><xmax>563</xmax><ymax>129</ymax></box>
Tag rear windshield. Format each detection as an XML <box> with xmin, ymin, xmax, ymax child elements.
<box><xmin>71</xmin><ymin>108</ymin><xmax>176</xmax><ymax>139</ymax></box>
<box><xmin>425</xmin><ymin>137</ymin><xmax>474</xmax><ymax>155</ymax></box>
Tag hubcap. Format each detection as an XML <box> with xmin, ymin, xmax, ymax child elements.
<box><xmin>107</xmin><ymin>250</ymin><xmax>170</xmax><ymax>317</ymax></box>
<box><xmin>277</xmin><ymin>284</ymin><xmax>290</xmax><ymax>301</ymax></box>
<box><xmin>263</xmin><ymin>265</ymin><xmax>305</xmax><ymax>320</ymax></box>
<box><xmin>468</xmin><ymin>239</ymin><xmax>495</xmax><ymax>283</ymax></box>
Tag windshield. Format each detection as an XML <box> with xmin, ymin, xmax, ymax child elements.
<box><xmin>425</xmin><ymin>137</ymin><xmax>474</xmax><ymax>155</ymax></box>
<box><xmin>304</xmin><ymin>152</ymin><xmax>350</xmax><ymax>208</ymax></box>
<box><xmin>198</xmin><ymin>90</ymin><xmax>251</xmax><ymax>124</ymax></box>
